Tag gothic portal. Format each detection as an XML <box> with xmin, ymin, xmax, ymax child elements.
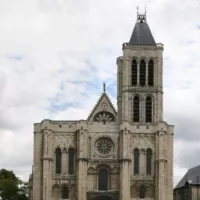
<box><xmin>32</xmin><ymin>11</ymin><xmax>174</xmax><ymax>200</ymax></box>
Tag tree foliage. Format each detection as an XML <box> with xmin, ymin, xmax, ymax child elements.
<box><xmin>0</xmin><ymin>169</ymin><xmax>29</xmax><ymax>200</ymax></box>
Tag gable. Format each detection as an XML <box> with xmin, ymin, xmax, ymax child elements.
<box><xmin>87</xmin><ymin>92</ymin><xmax>117</xmax><ymax>123</ymax></box>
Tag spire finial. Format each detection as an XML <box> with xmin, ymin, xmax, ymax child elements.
<box><xmin>145</xmin><ymin>5</ymin><xmax>147</xmax><ymax>20</ymax></box>
<box><xmin>103</xmin><ymin>82</ymin><xmax>106</xmax><ymax>93</ymax></box>
<box><xmin>137</xmin><ymin>6</ymin><xmax>146</xmax><ymax>23</ymax></box>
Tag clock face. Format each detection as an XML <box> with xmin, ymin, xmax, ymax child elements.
<box><xmin>94</xmin><ymin>111</ymin><xmax>115</xmax><ymax>122</ymax></box>
<box><xmin>95</xmin><ymin>137</ymin><xmax>114</xmax><ymax>155</ymax></box>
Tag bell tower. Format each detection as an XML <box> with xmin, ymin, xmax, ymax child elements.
<box><xmin>117</xmin><ymin>10</ymin><xmax>164</xmax><ymax>125</ymax></box>
<box><xmin>117</xmin><ymin>10</ymin><xmax>174</xmax><ymax>200</ymax></box>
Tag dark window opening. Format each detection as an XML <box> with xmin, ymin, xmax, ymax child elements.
<box><xmin>132</xmin><ymin>59</ymin><xmax>137</xmax><ymax>86</ymax></box>
<box><xmin>139</xmin><ymin>186</ymin><xmax>145</xmax><ymax>198</ymax></box>
<box><xmin>133</xmin><ymin>96</ymin><xmax>140</xmax><ymax>122</ymax></box>
<box><xmin>146</xmin><ymin>96</ymin><xmax>152</xmax><ymax>123</ymax></box>
<box><xmin>98</xmin><ymin>168</ymin><xmax>108</xmax><ymax>190</ymax></box>
<box><xmin>55</xmin><ymin>148</ymin><xmax>61</xmax><ymax>174</ymax></box>
<box><xmin>148</xmin><ymin>59</ymin><xmax>154</xmax><ymax>86</ymax></box>
<box><xmin>62</xmin><ymin>186</ymin><xmax>69</xmax><ymax>199</ymax></box>
<box><xmin>68</xmin><ymin>149</ymin><xmax>74</xmax><ymax>174</ymax></box>
<box><xmin>139</xmin><ymin>59</ymin><xmax>146</xmax><ymax>86</ymax></box>
<box><xmin>134</xmin><ymin>149</ymin><xmax>139</xmax><ymax>175</ymax></box>
<box><xmin>146</xmin><ymin>149</ymin><xmax>152</xmax><ymax>175</ymax></box>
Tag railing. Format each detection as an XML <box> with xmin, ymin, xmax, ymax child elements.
<box><xmin>157</xmin><ymin>43</ymin><xmax>164</xmax><ymax>48</ymax></box>
<box><xmin>123</xmin><ymin>42</ymin><xmax>164</xmax><ymax>49</ymax></box>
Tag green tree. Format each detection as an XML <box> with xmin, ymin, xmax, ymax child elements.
<box><xmin>0</xmin><ymin>169</ymin><xmax>28</xmax><ymax>200</ymax></box>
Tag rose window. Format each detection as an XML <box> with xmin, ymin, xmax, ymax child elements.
<box><xmin>95</xmin><ymin>138</ymin><xmax>113</xmax><ymax>155</ymax></box>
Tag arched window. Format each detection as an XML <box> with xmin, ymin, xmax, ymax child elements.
<box><xmin>146</xmin><ymin>149</ymin><xmax>152</xmax><ymax>175</ymax></box>
<box><xmin>146</xmin><ymin>96</ymin><xmax>152</xmax><ymax>123</ymax></box>
<box><xmin>148</xmin><ymin>59</ymin><xmax>154</xmax><ymax>86</ymax></box>
<box><xmin>68</xmin><ymin>148</ymin><xmax>74</xmax><ymax>174</ymax></box>
<box><xmin>139</xmin><ymin>59</ymin><xmax>146</xmax><ymax>86</ymax></box>
<box><xmin>98</xmin><ymin>168</ymin><xmax>108</xmax><ymax>190</ymax></box>
<box><xmin>134</xmin><ymin>149</ymin><xmax>139</xmax><ymax>175</ymax></box>
<box><xmin>132</xmin><ymin>59</ymin><xmax>137</xmax><ymax>86</ymax></box>
<box><xmin>55</xmin><ymin>148</ymin><xmax>61</xmax><ymax>174</ymax></box>
<box><xmin>62</xmin><ymin>186</ymin><xmax>69</xmax><ymax>199</ymax></box>
<box><xmin>139</xmin><ymin>185</ymin><xmax>145</xmax><ymax>198</ymax></box>
<box><xmin>133</xmin><ymin>96</ymin><xmax>140</xmax><ymax>122</ymax></box>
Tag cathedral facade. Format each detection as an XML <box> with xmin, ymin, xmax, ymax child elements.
<box><xmin>32</xmin><ymin>12</ymin><xmax>174</xmax><ymax>200</ymax></box>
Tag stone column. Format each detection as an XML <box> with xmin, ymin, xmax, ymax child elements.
<box><xmin>42</xmin><ymin>131</ymin><xmax>51</xmax><ymax>200</ymax></box>
<box><xmin>140</xmin><ymin>149</ymin><xmax>145</xmax><ymax>176</ymax></box>
<box><xmin>33</xmin><ymin>129</ymin><xmax>42</xmax><ymax>200</ymax></box>
<box><xmin>137</xmin><ymin>62</ymin><xmax>140</xmax><ymax>86</ymax></box>
<box><xmin>76</xmin><ymin>124</ymin><xmax>88</xmax><ymax>200</ymax></box>
<box><xmin>120</xmin><ymin>160</ymin><xmax>130</xmax><ymax>200</ymax></box>
<box><xmin>122</xmin><ymin>57</ymin><xmax>131</xmax><ymax>122</ymax></box>
<box><xmin>157</xmin><ymin>132</ymin><xmax>166</xmax><ymax>200</ymax></box>
<box><xmin>117</xmin><ymin>57</ymin><xmax>123</xmax><ymax>124</ymax></box>
<box><xmin>119</xmin><ymin>125</ymin><xmax>130</xmax><ymax>200</ymax></box>
<box><xmin>77</xmin><ymin>159</ymin><xmax>88</xmax><ymax>200</ymax></box>
<box><xmin>145</xmin><ymin>60</ymin><xmax>148</xmax><ymax>86</ymax></box>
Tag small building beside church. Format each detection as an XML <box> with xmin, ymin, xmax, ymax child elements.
<box><xmin>32</xmin><ymin>11</ymin><xmax>174</xmax><ymax>200</ymax></box>
<box><xmin>174</xmin><ymin>165</ymin><xmax>200</xmax><ymax>200</ymax></box>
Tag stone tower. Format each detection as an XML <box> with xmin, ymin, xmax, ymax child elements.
<box><xmin>117</xmin><ymin>11</ymin><xmax>174</xmax><ymax>200</ymax></box>
<box><xmin>31</xmin><ymin>10</ymin><xmax>174</xmax><ymax>200</ymax></box>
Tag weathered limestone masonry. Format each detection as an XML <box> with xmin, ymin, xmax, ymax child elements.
<box><xmin>32</xmin><ymin>11</ymin><xmax>174</xmax><ymax>200</ymax></box>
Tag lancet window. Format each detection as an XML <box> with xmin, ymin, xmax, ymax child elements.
<box><xmin>132</xmin><ymin>59</ymin><xmax>137</xmax><ymax>86</ymax></box>
<box><xmin>133</xmin><ymin>96</ymin><xmax>140</xmax><ymax>122</ymax></box>
<box><xmin>139</xmin><ymin>59</ymin><xmax>146</xmax><ymax>86</ymax></box>
<box><xmin>55</xmin><ymin>148</ymin><xmax>61</xmax><ymax>174</ymax></box>
<box><xmin>139</xmin><ymin>185</ymin><xmax>145</xmax><ymax>199</ymax></box>
<box><xmin>146</xmin><ymin>148</ymin><xmax>152</xmax><ymax>175</ymax></box>
<box><xmin>98</xmin><ymin>168</ymin><xmax>109</xmax><ymax>191</ymax></box>
<box><xmin>62</xmin><ymin>186</ymin><xmax>69</xmax><ymax>199</ymax></box>
<box><xmin>68</xmin><ymin>148</ymin><xmax>75</xmax><ymax>174</ymax></box>
<box><xmin>148</xmin><ymin>59</ymin><xmax>154</xmax><ymax>86</ymax></box>
<box><xmin>146</xmin><ymin>96</ymin><xmax>152</xmax><ymax>123</ymax></box>
<box><xmin>134</xmin><ymin>148</ymin><xmax>139</xmax><ymax>175</ymax></box>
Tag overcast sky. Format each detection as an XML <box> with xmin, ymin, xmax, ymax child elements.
<box><xmin>0</xmin><ymin>0</ymin><xmax>200</xmax><ymax>187</ymax></box>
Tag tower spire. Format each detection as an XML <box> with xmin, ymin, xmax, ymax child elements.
<box><xmin>129</xmin><ymin>6</ymin><xmax>156</xmax><ymax>45</ymax></box>
<box><xmin>103</xmin><ymin>82</ymin><xmax>106</xmax><ymax>93</ymax></box>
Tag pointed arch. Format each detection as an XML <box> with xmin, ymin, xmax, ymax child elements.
<box><xmin>132</xmin><ymin>59</ymin><xmax>137</xmax><ymax>86</ymax></box>
<box><xmin>55</xmin><ymin>148</ymin><xmax>61</xmax><ymax>174</ymax></box>
<box><xmin>146</xmin><ymin>96</ymin><xmax>152</xmax><ymax>123</ymax></box>
<box><xmin>61</xmin><ymin>186</ymin><xmax>69</xmax><ymax>199</ymax></box>
<box><xmin>147</xmin><ymin>185</ymin><xmax>154</xmax><ymax>198</ymax></box>
<box><xmin>98</xmin><ymin>168</ymin><xmax>109</xmax><ymax>191</ymax></box>
<box><xmin>130</xmin><ymin>185</ymin><xmax>137</xmax><ymax>198</ymax></box>
<box><xmin>134</xmin><ymin>148</ymin><xmax>139</xmax><ymax>175</ymax></box>
<box><xmin>133</xmin><ymin>96</ymin><xmax>140</xmax><ymax>122</ymax></box>
<box><xmin>146</xmin><ymin>148</ymin><xmax>152</xmax><ymax>175</ymax></box>
<box><xmin>148</xmin><ymin>59</ymin><xmax>154</xmax><ymax>86</ymax></box>
<box><xmin>52</xmin><ymin>185</ymin><xmax>59</xmax><ymax>200</ymax></box>
<box><xmin>68</xmin><ymin>148</ymin><xmax>75</xmax><ymax>174</ymax></box>
<box><xmin>139</xmin><ymin>185</ymin><xmax>145</xmax><ymax>198</ymax></box>
<box><xmin>139</xmin><ymin>59</ymin><xmax>146</xmax><ymax>86</ymax></box>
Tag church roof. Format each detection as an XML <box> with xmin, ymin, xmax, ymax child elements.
<box><xmin>129</xmin><ymin>13</ymin><xmax>156</xmax><ymax>46</ymax></box>
<box><xmin>175</xmin><ymin>165</ymin><xmax>200</xmax><ymax>189</ymax></box>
